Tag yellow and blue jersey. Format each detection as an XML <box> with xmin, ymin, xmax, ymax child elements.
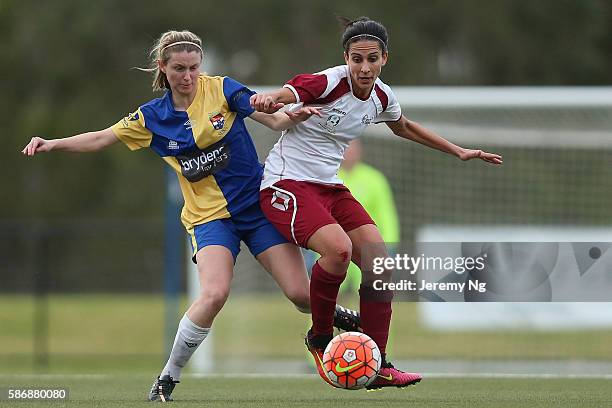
<box><xmin>111</xmin><ymin>75</ymin><xmax>261</xmax><ymax>233</ymax></box>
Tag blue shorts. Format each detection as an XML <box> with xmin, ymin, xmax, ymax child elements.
<box><xmin>188</xmin><ymin>201</ymin><xmax>288</xmax><ymax>263</ymax></box>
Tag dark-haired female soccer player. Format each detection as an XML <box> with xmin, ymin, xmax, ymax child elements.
<box><xmin>22</xmin><ymin>30</ymin><xmax>360</xmax><ymax>402</ymax></box>
<box><xmin>251</xmin><ymin>17</ymin><xmax>502</xmax><ymax>390</ymax></box>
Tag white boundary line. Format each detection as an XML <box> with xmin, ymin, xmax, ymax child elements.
<box><xmin>0</xmin><ymin>374</ymin><xmax>109</xmax><ymax>380</ymax></box>
<box><xmin>2</xmin><ymin>372</ymin><xmax>611</xmax><ymax>380</ymax></box>
<box><xmin>187</xmin><ymin>373</ymin><xmax>315</xmax><ymax>379</ymax></box>
<box><xmin>187</xmin><ymin>372</ymin><xmax>612</xmax><ymax>380</ymax></box>
<box><xmin>423</xmin><ymin>373</ymin><xmax>612</xmax><ymax>380</ymax></box>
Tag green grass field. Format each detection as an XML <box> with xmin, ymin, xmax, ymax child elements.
<box><xmin>3</xmin><ymin>293</ymin><xmax>612</xmax><ymax>367</ymax></box>
<box><xmin>1</xmin><ymin>375</ymin><xmax>611</xmax><ymax>408</ymax></box>
<box><xmin>2</xmin><ymin>294</ymin><xmax>612</xmax><ymax>406</ymax></box>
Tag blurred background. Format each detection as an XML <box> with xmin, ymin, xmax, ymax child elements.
<box><xmin>2</xmin><ymin>0</ymin><xmax>612</xmax><ymax>376</ymax></box>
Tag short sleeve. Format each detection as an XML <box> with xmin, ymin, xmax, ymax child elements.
<box><xmin>284</xmin><ymin>74</ymin><xmax>328</xmax><ymax>104</ymax></box>
<box><xmin>223</xmin><ymin>77</ymin><xmax>255</xmax><ymax>118</ymax></box>
<box><xmin>373</xmin><ymin>85</ymin><xmax>402</xmax><ymax>123</ymax></box>
<box><xmin>110</xmin><ymin>108</ymin><xmax>153</xmax><ymax>150</ymax></box>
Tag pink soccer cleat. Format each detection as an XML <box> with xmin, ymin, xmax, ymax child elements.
<box><xmin>366</xmin><ymin>360</ymin><xmax>422</xmax><ymax>390</ymax></box>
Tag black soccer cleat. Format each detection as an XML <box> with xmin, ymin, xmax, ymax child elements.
<box><xmin>148</xmin><ymin>374</ymin><xmax>179</xmax><ymax>402</ymax></box>
<box><xmin>333</xmin><ymin>305</ymin><xmax>361</xmax><ymax>332</ymax></box>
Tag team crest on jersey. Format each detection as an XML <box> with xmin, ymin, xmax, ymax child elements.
<box><xmin>319</xmin><ymin>114</ymin><xmax>342</xmax><ymax>134</ymax></box>
<box><xmin>209</xmin><ymin>112</ymin><xmax>225</xmax><ymax>130</ymax></box>
<box><xmin>361</xmin><ymin>114</ymin><xmax>372</xmax><ymax>125</ymax></box>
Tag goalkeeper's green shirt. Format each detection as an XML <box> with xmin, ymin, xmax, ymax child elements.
<box><xmin>338</xmin><ymin>162</ymin><xmax>400</xmax><ymax>291</ymax></box>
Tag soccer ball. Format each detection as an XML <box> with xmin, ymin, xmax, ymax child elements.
<box><xmin>322</xmin><ymin>331</ymin><xmax>381</xmax><ymax>389</ymax></box>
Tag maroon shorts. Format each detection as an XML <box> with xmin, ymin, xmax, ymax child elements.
<box><xmin>259</xmin><ymin>180</ymin><xmax>375</xmax><ymax>248</ymax></box>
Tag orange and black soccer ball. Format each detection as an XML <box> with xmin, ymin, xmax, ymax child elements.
<box><xmin>322</xmin><ymin>331</ymin><xmax>381</xmax><ymax>389</ymax></box>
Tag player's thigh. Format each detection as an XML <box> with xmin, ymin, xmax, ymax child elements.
<box><xmin>345</xmin><ymin>224</ymin><xmax>388</xmax><ymax>271</ymax></box>
<box><xmin>307</xmin><ymin>223</ymin><xmax>353</xmax><ymax>263</ymax></box>
<box><xmin>256</xmin><ymin>242</ymin><xmax>310</xmax><ymax>309</ymax></box>
<box><xmin>235</xmin><ymin>202</ymin><xmax>310</xmax><ymax>305</ymax></box>
<box><xmin>187</xmin><ymin>246</ymin><xmax>235</xmax><ymax>327</ymax></box>
<box><xmin>194</xmin><ymin>245</ymin><xmax>235</xmax><ymax>297</ymax></box>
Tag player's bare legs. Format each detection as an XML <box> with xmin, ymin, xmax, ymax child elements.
<box><xmin>258</xmin><ymin>241</ymin><xmax>361</xmax><ymax>331</ymax></box>
<box><xmin>187</xmin><ymin>246</ymin><xmax>235</xmax><ymax>327</ymax></box>
<box><xmin>347</xmin><ymin>224</ymin><xmax>422</xmax><ymax>389</ymax></box>
<box><xmin>308</xmin><ymin>224</ymin><xmax>353</xmax><ymax>277</ymax></box>
<box><xmin>256</xmin><ymin>243</ymin><xmax>311</xmax><ymax>313</ymax></box>
<box><xmin>150</xmin><ymin>245</ymin><xmax>234</xmax><ymax>402</ymax></box>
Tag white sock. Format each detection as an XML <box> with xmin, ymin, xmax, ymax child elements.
<box><xmin>160</xmin><ymin>314</ymin><xmax>210</xmax><ymax>380</ymax></box>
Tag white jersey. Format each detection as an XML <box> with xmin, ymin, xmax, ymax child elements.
<box><xmin>261</xmin><ymin>65</ymin><xmax>401</xmax><ymax>189</ymax></box>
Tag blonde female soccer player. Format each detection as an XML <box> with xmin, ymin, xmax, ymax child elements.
<box><xmin>251</xmin><ymin>17</ymin><xmax>502</xmax><ymax>389</ymax></box>
<box><xmin>22</xmin><ymin>30</ymin><xmax>360</xmax><ymax>402</ymax></box>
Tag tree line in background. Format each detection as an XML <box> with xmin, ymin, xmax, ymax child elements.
<box><xmin>2</xmin><ymin>0</ymin><xmax>611</xmax><ymax>291</ymax></box>
<box><xmin>2</xmin><ymin>0</ymin><xmax>611</xmax><ymax>219</ymax></box>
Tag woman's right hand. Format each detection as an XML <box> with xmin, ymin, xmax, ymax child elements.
<box><xmin>250</xmin><ymin>93</ymin><xmax>285</xmax><ymax>113</ymax></box>
<box><xmin>22</xmin><ymin>137</ymin><xmax>53</xmax><ymax>156</ymax></box>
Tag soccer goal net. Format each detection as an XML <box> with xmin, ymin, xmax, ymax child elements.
<box><xmin>236</xmin><ymin>86</ymin><xmax>612</xmax><ymax>292</ymax></box>
<box><xmin>186</xmin><ymin>86</ymin><xmax>612</xmax><ymax>372</ymax></box>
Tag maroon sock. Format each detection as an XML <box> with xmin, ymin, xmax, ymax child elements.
<box><xmin>359</xmin><ymin>285</ymin><xmax>393</xmax><ymax>354</ymax></box>
<box><xmin>310</xmin><ymin>261</ymin><xmax>345</xmax><ymax>336</ymax></box>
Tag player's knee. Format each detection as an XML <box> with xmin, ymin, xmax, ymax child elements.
<box><xmin>198</xmin><ymin>287</ymin><xmax>230</xmax><ymax>313</ymax></box>
<box><xmin>286</xmin><ymin>288</ymin><xmax>310</xmax><ymax>313</ymax></box>
<box><xmin>327</xmin><ymin>242</ymin><xmax>352</xmax><ymax>268</ymax></box>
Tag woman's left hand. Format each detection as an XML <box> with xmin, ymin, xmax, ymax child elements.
<box><xmin>459</xmin><ymin>149</ymin><xmax>503</xmax><ymax>164</ymax></box>
<box><xmin>285</xmin><ymin>107</ymin><xmax>322</xmax><ymax>123</ymax></box>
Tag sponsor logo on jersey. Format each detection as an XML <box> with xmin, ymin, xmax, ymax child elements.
<box><xmin>184</xmin><ymin>341</ymin><xmax>198</xmax><ymax>348</ymax></box>
<box><xmin>209</xmin><ymin>112</ymin><xmax>225</xmax><ymax>130</ymax></box>
<box><xmin>176</xmin><ymin>141</ymin><xmax>231</xmax><ymax>182</ymax></box>
<box><xmin>319</xmin><ymin>114</ymin><xmax>342</xmax><ymax>134</ymax></box>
